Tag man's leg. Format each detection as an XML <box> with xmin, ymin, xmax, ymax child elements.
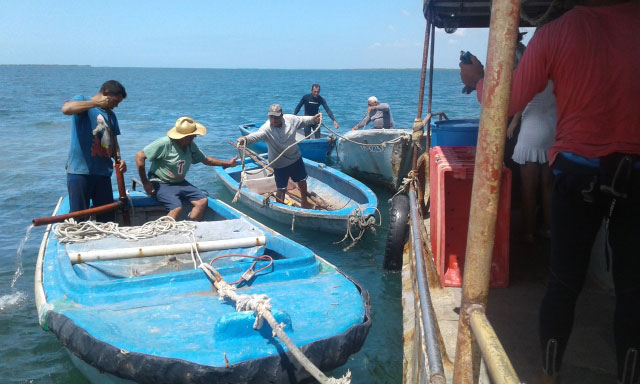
<box><xmin>289</xmin><ymin>157</ymin><xmax>311</xmax><ymax>209</ymax></box>
<box><xmin>609</xmin><ymin>173</ymin><xmax>640</xmax><ymax>384</ymax></box>
<box><xmin>92</xmin><ymin>175</ymin><xmax>115</xmax><ymax>222</ymax></box>
<box><xmin>273</xmin><ymin>165</ymin><xmax>289</xmax><ymax>204</ymax></box>
<box><xmin>538</xmin><ymin>171</ymin><xmax>606</xmax><ymax>377</ymax></box>
<box><xmin>67</xmin><ymin>173</ymin><xmax>91</xmax><ymax>213</ymax></box>
<box><xmin>177</xmin><ymin>181</ymin><xmax>207</xmax><ymax>221</ymax></box>
<box><xmin>189</xmin><ymin>198</ymin><xmax>208</xmax><ymax>221</ymax></box>
<box><xmin>297</xmin><ymin>180</ymin><xmax>312</xmax><ymax>209</ymax></box>
<box><xmin>153</xmin><ymin>182</ymin><xmax>183</xmax><ymax>220</ymax></box>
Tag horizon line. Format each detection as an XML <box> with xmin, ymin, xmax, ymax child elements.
<box><xmin>0</xmin><ymin>64</ymin><xmax>461</xmax><ymax>71</ymax></box>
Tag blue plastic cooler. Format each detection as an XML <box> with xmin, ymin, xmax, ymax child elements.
<box><xmin>430</xmin><ymin>119</ymin><xmax>480</xmax><ymax>147</ymax></box>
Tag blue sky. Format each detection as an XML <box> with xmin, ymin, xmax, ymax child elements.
<box><xmin>0</xmin><ymin>1</ymin><xmax>533</xmax><ymax>69</ymax></box>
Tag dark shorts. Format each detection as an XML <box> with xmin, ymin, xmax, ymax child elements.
<box><xmin>273</xmin><ymin>157</ymin><xmax>307</xmax><ymax>190</ymax></box>
<box><xmin>152</xmin><ymin>180</ymin><xmax>206</xmax><ymax>211</ymax></box>
<box><xmin>67</xmin><ymin>173</ymin><xmax>114</xmax><ymax>222</ymax></box>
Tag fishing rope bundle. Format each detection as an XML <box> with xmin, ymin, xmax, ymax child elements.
<box><xmin>53</xmin><ymin>216</ymin><xmax>195</xmax><ymax>243</ymax></box>
<box><xmin>334</xmin><ymin>207</ymin><xmax>382</xmax><ymax>252</ymax></box>
<box><xmin>198</xmin><ymin>263</ymin><xmax>352</xmax><ymax>384</ymax></box>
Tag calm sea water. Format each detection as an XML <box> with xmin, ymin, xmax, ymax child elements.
<box><xmin>0</xmin><ymin>66</ymin><xmax>480</xmax><ymax>383</ymax></box>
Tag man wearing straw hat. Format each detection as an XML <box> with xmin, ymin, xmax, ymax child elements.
<box><xmin>237</xmin><ymin>104</ymin><xmax>321</xmax><ymax>209</ymax></box>
<box><xmin>136</xmin><ymin>117</ymin><xmax>237</xmax><ymax>221</ymax></box>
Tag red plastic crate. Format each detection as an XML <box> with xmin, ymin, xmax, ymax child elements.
<box><xmin>429</xmin><ymin>146</ymin><xmax>511</xmax><ymax>288</ymax></box>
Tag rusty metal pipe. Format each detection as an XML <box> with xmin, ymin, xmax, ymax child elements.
<box><xmin>413</xmin><ymin>15</ymin><xmax>433</xmax><ymax>172</ymax></box>
<box><xmin>32</xmin><ymin>201</ymin><xmax>123</xmax><ymax>227</ymax></box>
<box><xmin>451</xmin><ymin>0</ymin><xmax>522</xmax><ymax>382</ymax></box>
<box><xmin>409</xmin><ymin>186</ymin><xmax>445</xmax><ymax>384</ymax></box>
<box><xmin>468</xmin><ymin>309</ymin><xmax>520</xmax><ymax>384</ymax></box>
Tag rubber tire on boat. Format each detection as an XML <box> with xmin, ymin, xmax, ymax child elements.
<box><xmin>384</xmin><ymin>193</ymin><xmax>410</xmax><ymax>271</ymax></box>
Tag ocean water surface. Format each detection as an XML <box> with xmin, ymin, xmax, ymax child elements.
<box><xmin>0</xmin><ymin>65</ymin><xmax>480</xmax><ymax>383</ymax></box>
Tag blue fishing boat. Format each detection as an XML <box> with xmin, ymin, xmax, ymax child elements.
<box><xmin>34</xmin><ymin>191</ymin><xmax>371</xmax><ymax>384</ymax></box>
<box><xmin>239</xmin><ymin>123</ymin><xmax>335</xmax><ymax>163</ymax></box>
<box><xmin>213</xmin><ymin>156</ymin><xmax>379</xmax><ymax>236</ymax></box>
<box><xmin>336</xmin><ymin>129</ymin><xmax>417</xmax><ymax>190</ymax></box>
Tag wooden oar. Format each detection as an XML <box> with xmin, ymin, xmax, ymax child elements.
<box><xmin>32</xmin><ymin>201</ymin><xmax>123</xmax><ymax>227</ymax></box>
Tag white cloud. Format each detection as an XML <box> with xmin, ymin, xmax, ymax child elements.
<box><xmin>448</xmin><ymin>39</ymin><xmax>459</xmax><ymax>45</ymax></box>
<box><xmin>387</xmin><ymin>25</ymin><xmax>396</xmax><ymax>32</ymax></box>
<box><xmin>401</xmin><ymin>9</ymin><xmax>411</xmax><ymax>17</ymax></box>
<box><xmin>369</xmin><ymin>42</ymin><xmax>382</xmax><ymax>49</ymax></box>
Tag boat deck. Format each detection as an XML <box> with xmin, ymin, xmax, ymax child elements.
<box><xmin>403</xmin><ymin>208</ymin><xmax>618</xmax><ymax>383</ymax></box>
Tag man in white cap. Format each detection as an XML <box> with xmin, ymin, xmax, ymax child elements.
<box><xmin>136</xmin><ymin>117</ymin><xmax>237</xmax><ymax>221</ymax></box>
<box><xmin>352</xmin><ymin>96</ymin><xmax>395</xmax><ymax>130</ymax></box>
<box><xmin>237</xmin><ymin>104</ymin><xmax>321</xmax><ymax>209</ymax></box>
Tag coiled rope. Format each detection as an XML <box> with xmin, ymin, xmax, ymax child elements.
<box><xmin>333</xmin><ymin>207</ymin><xmax>382</xmax><ymax>252</ymax></box>
<box><xmin>53</xmin><ymin>216</ymin><xmax>195</xmax><ymax>243</ymax></box>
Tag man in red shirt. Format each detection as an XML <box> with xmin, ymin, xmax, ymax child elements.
<box><xmin>460</xmin><ymin>0</ymin><xmax>639</xmax><ymax>383</ymax></box>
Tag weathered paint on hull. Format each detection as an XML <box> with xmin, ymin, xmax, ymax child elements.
<box><xmin>336</xmin><ymin>129</ymin><xmax>415</xmax><ymax>191</ymax></box>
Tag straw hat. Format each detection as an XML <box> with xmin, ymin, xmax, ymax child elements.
<box><xmin>167</xmin><ymin>117</ymin><xmax>207</xmax><ymax>139</ymax></box>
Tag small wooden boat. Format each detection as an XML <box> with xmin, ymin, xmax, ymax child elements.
<box><xmin>34</xmin><ymin>192</ymin><xmax>371</xmax><ymax>384</ymax></box>
<box><xmin>213</xmin><ymin>155</ymin><xmax>378</xmax><ymax>235</ymax></box>
<box><xmin>336</xmin><ymin>129</ymin><xmax>418</xmax><ymax>190</ymax></box>
<box><xmin>239</xmin><ymin>123</ymin><xmax>335</xmax><ymax>163</ymax></box>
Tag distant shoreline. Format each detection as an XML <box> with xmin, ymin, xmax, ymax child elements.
<box><xmin>0</xmin><ymin>64</ymin><xmax>460</xmax><ymax>71</ymax></box>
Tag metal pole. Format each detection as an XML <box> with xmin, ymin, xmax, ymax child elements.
<box><xmin>468</xmin><ymin>309</ymin><xmax>520</xmax><ymax>384</ymax></box>
<box><xmin>451</xmin><ymin>0</ymin><xmax>522</xmax><ymax>381</ymax></box>
<box><xmin>413</xmin><ymin>14</ymin><xmax>432</xmax><ymax>171</ymax></box>
<box><xmin>409</xmin><ymin>187</ymin><xmax>446</xmax><ymax>384</ymax></box>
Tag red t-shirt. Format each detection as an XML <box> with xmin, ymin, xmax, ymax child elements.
<box><xmin>477</xmin><ymin>2</ymin><xmax>640</xmax><ymax>163</ymax></box>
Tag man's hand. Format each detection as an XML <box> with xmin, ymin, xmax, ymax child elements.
<box><xmin>313</xmin><ymin>113</ymin><xmax>322</xmax><ymax>124</ymax></box>
<box><xmin>94</xmin><ymin>95</ymin><xmax>111</xmax><ymax>109</ymax></box>
<box><xmin>367</xmin><ymin>105</ymin><xmax>375</xmax><ymax>113</ymax></box>
<box><xmin>116</xmin><ymin>160</ymin><xmax>127</xmax><ymax>173</ymax></box>
<box><xmin>460</xmin><ymin>54</ymin><xmax>485</xmax><ymax>89</ymax></box>
<box><xmin>225</xmin><ymin>156</ymin><xmax>238</xmax><ymax>168</ymax></box>
<box><xmin>333</xmin><ymin>120</ymin><xmax>339</xmax><ymax>129</ymax></box>
<box><xmin>352</xmin><ymin>125</ymin><xmax>360</xmax><ymax>131</ymax></box>
<box><xmin>236</xmin><ymin>137</ymin><xmax>246</xmax><ymax>147</ymax></box>
<box><xmin>142</xmin><ymin>181</ymin><xmax>154</xmax><ymax>196</ymax></box>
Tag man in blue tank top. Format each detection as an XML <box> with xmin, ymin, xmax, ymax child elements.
<box><xmin>293</xmin><ymin>84</ymin><xmax>339</xmax><ymax>138</ymax></box>
<box><xmin>61</xmin><ymin>80</ymin><xmax>127</xmax><ymax>222</ymax></box>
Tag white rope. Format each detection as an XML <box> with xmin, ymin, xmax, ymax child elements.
<box><xmin>198</xmin><ymin>263</ymin><xmax>351</xmax><ymax>384</ymax></box>
<box><xmin>52</xmin><ymin>216</ymin><xmax>195</xmax><ymax>243</ymax></box>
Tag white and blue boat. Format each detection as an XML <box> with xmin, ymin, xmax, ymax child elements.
<box><xmin>213</xmin><ymin>157</ymin><xmax>378</xmax><ymax>235</ymax></box>
<box><xmin>239</xmin><ymin>123</ymin><xmax>335</xmax><ymax>163</ymax></box>
<box><xmin>34</xmin><ymin>192</ymin><xmax>371</xmax><ymax>384</ymax></box>
<box><xmin>336</xmin><ymin>129</ymin><xmax>416</xmax><ymax>191</ymax></box>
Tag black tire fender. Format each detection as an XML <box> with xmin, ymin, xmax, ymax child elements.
<box><xmin>384</xmin><ymin>194</ymin><xmax>410</xmax><ymax>271</ymax></box>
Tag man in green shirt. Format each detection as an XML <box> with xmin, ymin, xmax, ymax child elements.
<box><xmin>136</xmin><ymin>117</ymin><xmax>237</xmax><ymax>220</ymax></box>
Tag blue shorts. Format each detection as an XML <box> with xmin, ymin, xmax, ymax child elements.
<box><xmin>152</xmin><ymin>180</ymin><xmax>206</xmax><ymax>211</ymax></box>
<box><xmin>273</xmin><ymin>157</ymin><xmax>307</xmax><ymax>190</ymax></box>
<box><xmin>67</xmin><ymin>173</ymin><xmax>114</xmax><ymax>222</ymax></box>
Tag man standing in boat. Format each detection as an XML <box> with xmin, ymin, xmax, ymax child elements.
<box><xmin>135</xmin><ymin>117</ymin><xmax>237</xmax><ymax>221</ymax></box>
<box><xmin>293</xmin><ymin>84</ymin><xmax>339</xmax><ymax>138</ymax></box>
<box><xmin>460</xmin><ymin>0</ymin><xmax>640</xmax><ymax>382</ymax></box>
<box><xmin>237</xmin><ymin>104</ymin><xmax>321</xmax><ymax>209</ymax></box>
<box><xmin>352</xmin><ymin>96</ymin><xmax>395</xmax><ymax>130</ymax></box>
<box><xmin>61</xmin><ymin>80</ymin><xmax>127</xmax><ymax>222</ymax></box>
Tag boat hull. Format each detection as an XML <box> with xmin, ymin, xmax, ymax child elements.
<box><xmin>35</xmin><ymin>193</ymin><xmax>371</xmax><ymax>384</ymax></box>
<box><xmin>336</xmin><ymin>129</ymin><xmax>416</xmax><ymax>190</ymax></box>
<box><xmin>214</xmin><ymin>157</ymin><xmax>378</xmax><ymax>235</ymax></box>
<box><xmin>239</xmin><ymin>123</ymin><xmax>334</xmax><ymax>163</ymax></box>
